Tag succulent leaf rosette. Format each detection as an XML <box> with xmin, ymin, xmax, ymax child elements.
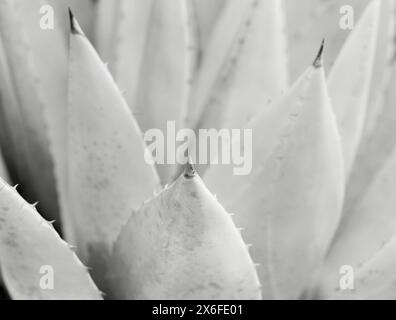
<box><xmin>0</xmin><ymin>0</ymin><xmax>395</xmax><ymax>300</ymax></box>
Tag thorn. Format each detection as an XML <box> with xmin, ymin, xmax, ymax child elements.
<box><xmin>40</xmin><ymin>220</ymin><xmax>53</xmax><ymax>228</ymax></box>
<box><xmin>12</xmin><ymin>184</ymin><xmax>19</xmax><ymax>190</ymax></box>
<box><xmin>229</xmin><ymin>213</ymin><xmax>235</xmax><ymax>217</ymax></box>
<box><xmin>184</xmin><ymin>156</ymin><xmax>196</xmax><ymax>179</ymax></box>
<box><xmin>238</xmin><ymin>228</ymin><xmax>245</xmax><ymax>233</ymax></box>
<box><xmin>47</xmin><ymin>220</ymin><xmax>56</xmax><ymax>225</ymax></box>
<box><xmin>31</xmin><ymin>202</ymin><xmax>39</xmax><ymax>208</ymax></box>
<box><xmin>313</xmin><ymin>39</ymin><xmax>325</xmax><ymax>68</ymax></box>
<box><xmin>254</xmin><ymin>263</ymin><xmax>261</xmax><ymax>268</ymax></box>
<box><xmin>246</xmin><ymin>244</ymin><xmax>253</xmax><ymax>249</ymax></box>
<box><xmin>68</xmin><ymin>8</ymin><xmax>84</xmax><ymax>36</ymax></box>
<box><xmin>68</xmin><ymin>244</ymin><xmax>77</xmax><ymax>250</ymax></box>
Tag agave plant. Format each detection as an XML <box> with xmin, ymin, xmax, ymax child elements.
<box><xmin>0</xmin><ymin>0</ymin><xmax>395</xmax><ymax>300</ymax></box>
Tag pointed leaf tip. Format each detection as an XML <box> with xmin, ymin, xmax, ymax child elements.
<box><xmin>313</xmin><ymin>39</ymin><xmax>325</xmax><ymax>68</ymax></box>
<box><xmin>68</xmin><ymin>8</ymin><xmax>84</xmax><ymax>36</ymax></box>
<box><xmin>184</xmin><ymin>157</ymin><xmax>196</xmax><ymax>179</ymax></box>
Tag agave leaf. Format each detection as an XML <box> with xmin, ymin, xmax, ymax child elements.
<box><xmin>286</xmin><ymin>0</ymin><xmax>370</xmax><ymax>81</ymax></box>
<box><xmin>204</xmin><ymin>67</ymin><xmax>312</xmax><ymax>213</ymax></box>
<box><xmin>1</xmin><ymin>0</ymin><xmax>88</xmax><ymax>240</ymax></box>
<box><xmin>345</xmin><ymin>0</ymin><xmax>396</xmax><ymax>213</ymax></box>
<box><xmin>318</xmin><ymin>146</ymin><xmax>396</xmax><ymax>298</ymax></box>
<box><xmin>184</xmin><ymin>0</ymin><xmax>250</xmax><ymax>128</ymax></box>
<box><xmin>345</xmin><ymin>63</ymin><xmax>396</xmax><ymax>216</ymax></box>
<box><xmin>94</xmin><ymin>0</ymin><xmax>190</xmax><ymax>183</ymax></box>
<box><xmin>94</xmin><ymin>0</ymin><xmax>152</xmax><ymax>107</ymax></box>
<box><xmin>208</xmin><ymin>48</ymin><xmax>344</xmax><ymax>299</ymax></box>
<box><xmin>133</xmin><ymin>0</ymin><xmax>191</xmax><ymax>183</ymax></box>
<box><xmin>14</xmin><ymin>0</ymin><xmax>79</xmax><ymax>240</ymax></box>
<box><xmin>0</xmin><ymin>0</ymin><xmax>80</xmax><ymax>232</ymax></box>
<box><xmin>108</xmin><ymin>164</ymin><xmax>261</xmax><ymax>300</ymax></box>
<box><xmin>362</xmin><ymin>0</ymin><xmax>396</xmax><ymax>136</ymax></box>
<box><xmin>0</xmin><ymin>178</ymin><xmax>102</xmax><ymax>300</ymax></box>
<box><xmin>0</xmin><ymin>0</ymin><xmax>60</xmax><ymax>221</ymax></box>
<box><xmin>67</xmin><ymin>14</ymin><xmax>160</xmax><ymax>289</ymax></box>
<box><xmin>191</xmin><ymin>0</ymin><xmax>226</xmax><ymax>60</ymax></box>
<box><xmin>327</xmin><ymin>0</ymin><xmax>381</xmax><ymax>177</ymax></box>
<box><xmin>200</xmin><ymin>0</ymin><xmax>288</xmax><ymax>131</ymax></box>
<box><xmin>180</xmin><ymin>0</ymin><xmax>288</xmax><ymax>178</ymax></box>
<box><xmin>186</xmin><ymin>0</ymin><xmax>288</xmax><ymax>130</ymax></box>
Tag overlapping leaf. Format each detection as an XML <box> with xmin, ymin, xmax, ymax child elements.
<box><xmin>345</xmin><ymin>64</ymin><xmax>396</xmax><ymax>213</ymax></box>
<box><xmin>345</xmin><ymin>0</ymin><xmax>396</xmax><ymax>213</ymax></box>
<box><xmin>67</xmin><ymin>14</ymin><xmax>159</xmax><ymax>289</ymax></box>
<box><xmin>186</xmin><ymin>0</ymin><xmax>288</xmax><ymax>131</ymax></box>
<box><xmin>0</xmin><ymin>178</ymin><xmax>102</xmax><ymax>300</ymax></box>
<box><xmin>95</xmin><ymin>0</ymin><xmax>191</xmax><ymax>183</ymax></box>
<box><xmin>207</xmin><ymin>47</ymin><xmax>344</xmax><ymax>299</ymax></box>
<box><xmin>0</xmin><ymin>0</ymin><xmax>62</xmax><ymax>221</ymax></box>
<box><xmin>319</xmin><ymin>146</ymin><xmax>396</xmax><ymax>298</ymax></box>
<box><xmin>109</xmin><ymin>165</ymin><xmax>261</xmax><ymax>300</ymax></box>
<box><xmin>327</xmin><ymin>0</ymin><xmax>381</xmax><ymax>177</ymax></box>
